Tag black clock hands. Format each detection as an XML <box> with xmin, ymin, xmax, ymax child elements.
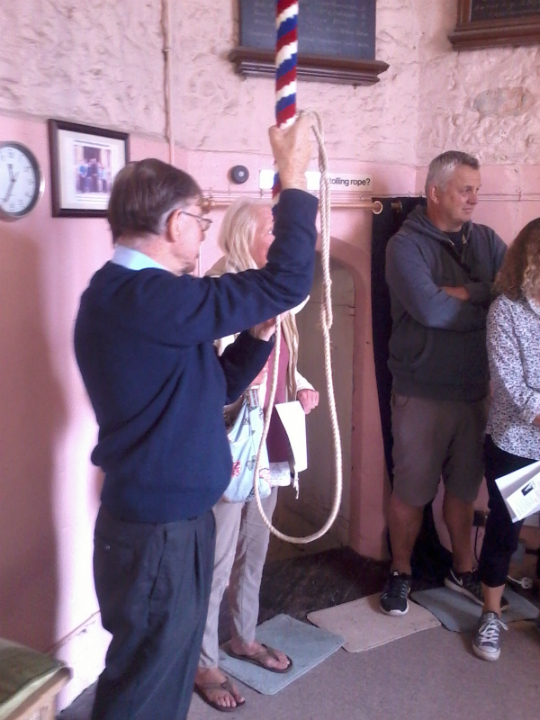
<box><xmin>3</xmin><ymin>163</ymin><xmax>19</xmax><ymax>203</ymax></box>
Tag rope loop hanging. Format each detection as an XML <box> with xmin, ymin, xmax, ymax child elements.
<box><xmin>251</xmin><ymin>0</ymin><xmax>343</xmax><ymax>544</ymax></box>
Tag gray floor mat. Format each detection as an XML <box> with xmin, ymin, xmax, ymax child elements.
<box><xmin>218</xmin><ymin>614</ymin><xmax>344</xmax><ymax>695</ymax></box>
<box><xmin>411</xmin><ymin>586</ymin><xmax>538</xmax><ymax>632</ymax></box>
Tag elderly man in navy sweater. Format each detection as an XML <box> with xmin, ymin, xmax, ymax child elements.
<box><xmin>74</xmin><ymin>114</ymin><xmax>318</xmax><ymax>720</ymax></box>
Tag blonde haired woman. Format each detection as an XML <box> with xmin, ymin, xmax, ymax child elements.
<box><xmin>194</xmin><ymin>199</ymin><xmax>319</xmax><ymax>711</ymax></box>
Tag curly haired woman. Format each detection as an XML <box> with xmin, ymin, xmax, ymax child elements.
<box><xmin>473</xmin><ymin>218</ymin><xmax>540</xmax><ymax>661</ymax></box>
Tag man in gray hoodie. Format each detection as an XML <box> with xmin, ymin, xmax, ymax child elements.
<box><xmin>380</xmin><ymin>151</ymin><xmax>507</xmax><ymax>616</ymax></box>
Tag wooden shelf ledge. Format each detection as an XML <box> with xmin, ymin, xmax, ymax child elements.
<box><xmin>228</xmin><ymin>47</ymin><xmax>389</xmax><ymax>87</ymax></box>
<box><xmin>449</xmin><ymin>19</ymin><xmax>540</xmax><ymax>50</ymax></box>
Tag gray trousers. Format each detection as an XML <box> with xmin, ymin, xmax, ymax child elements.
<box><xmin>199</xmin><ymin>488</ymin><xmax>278</xmax><ymax>668</ymax></box>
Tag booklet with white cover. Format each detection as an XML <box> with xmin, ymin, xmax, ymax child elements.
<box><xmin>495</xmin><ymin>460</ymin><xmax>540</xmax><ymax>522</ymax></box>
<box><xmin>275</xmin><ymin>401</ymin><xmax>308</xmax><ymax>472</ymax></box>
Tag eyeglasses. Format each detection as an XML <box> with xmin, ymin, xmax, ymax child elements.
<box><xmin>179</xmin><ymin>210</ymin><xmax>213</xmax><ymax>232</ymax></box>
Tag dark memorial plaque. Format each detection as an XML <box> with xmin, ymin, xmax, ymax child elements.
<box><xmin>229</xmin><ymin>0</ymin><xmax>388</xmax><ymax>87</ymax></box>
<box><xmin>470</xmin><ymin>0</ymin><xmax>540</xmax><ymax>22</ymax></box>
<box><xmin>240</xmin><ymin>0</ymin><xmax>376</xmax><ymax>60</ymax></box>
<box><xmin>450</xmin><ymin>0</ymin><xmax>540</xmax><ymax>49</ymax></box>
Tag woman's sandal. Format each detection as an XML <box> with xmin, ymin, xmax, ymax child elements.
<box><xmin>194</xmin><ymin>677</ymin><xmax>246</xmax><ymax>713</ymax></box>
<box><xmin>228</xmin><ymin>644</ymin><xmax>293</xmax><ymax>674</ymax></box>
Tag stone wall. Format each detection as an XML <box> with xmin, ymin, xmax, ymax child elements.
<box><xmin>415</xmin><ymin>1</ymin><xmax>540</xmax><ymax>165</ymax></box>
<box><xmin>3</xmin><ymin>1</ymin><xmax>538</xmax><ymax>165</ymax></box>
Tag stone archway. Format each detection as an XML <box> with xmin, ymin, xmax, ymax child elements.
<box><xmin>270</xmin><ymin>254</ymin><xmax>354</xmax><ymax>551</ymax></box>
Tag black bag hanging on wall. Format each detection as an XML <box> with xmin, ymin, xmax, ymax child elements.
<box><xmin>371</xmin><ymin>197</ymin><xmax>452</xmax><ymax>583</ymax></box>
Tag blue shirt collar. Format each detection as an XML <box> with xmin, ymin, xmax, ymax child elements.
<box><xmin>111</xmin><ymin>245</ymin><xmax>168</xmax><ymax>272</ymax></box>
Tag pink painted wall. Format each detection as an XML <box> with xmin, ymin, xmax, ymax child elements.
<box><xmin>1</xmin><ymin>0</ymin><xmax>540</xmax><ymax>708</ymax></box>
<box><xmin>0</xmin><ymin>113</ymin><xmax>189</xmax><ymax>702</ymax></box>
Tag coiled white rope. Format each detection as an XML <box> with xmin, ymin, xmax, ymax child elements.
<box><xmin>252</xmin><ymin>110</ymin><xmax>343</xmax><ymax>543</ymax></box>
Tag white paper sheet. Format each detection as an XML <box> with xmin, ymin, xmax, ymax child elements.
<box><xmin>495</xmin><ymin>460</ymin><xmax>540</xmax><ymax>522</ymax></box>
<box><xmin>275</xmin><ymin>401</ymin><xmax>307</xmax><ymax>472</ymax></box>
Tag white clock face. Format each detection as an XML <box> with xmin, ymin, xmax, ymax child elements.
<box><xmin>0</xmin><ymin>143</ymin><xmax>43</xmax><ymax>220</ymax></box>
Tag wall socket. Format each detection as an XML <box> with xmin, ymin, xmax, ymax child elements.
<box><xmin>473</xmin><ymin>510</ymin><xmax>488</xmax><ymax>527</ymax></box>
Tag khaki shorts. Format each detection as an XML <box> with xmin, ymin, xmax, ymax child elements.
<box><xmin>391</xmin><ymin>394</ymin><xmax>488</xmax><ymax>507</ymax></box>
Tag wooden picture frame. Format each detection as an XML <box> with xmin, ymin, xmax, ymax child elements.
<box><xmin>48</xmin><ymin>119</ymin><xmax>130</xmax><ymax>218</ymax></box>
<box><xmin>449</xmin><ymin>0</ymin><xmax>540</xmax><ymax>51</ymax></box>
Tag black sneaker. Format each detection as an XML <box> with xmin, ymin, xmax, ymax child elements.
<box><xmin>444</xmin><ymin>568</ymin><xmax>483</xmax><ymax>606</ymax></box>
<box><xmin>472</xmin><ymin>611</ymin><xmax>507</xmax><ymax>661</ymax></box>
<box><xmin>379</xmin><ymin>570</ymin><xmax>412</xmax><ymax>616</ymax></box>
<box><xmin>445</xmin><ymin>568</ymin><xmax>510</xmax><ymax>610</ymax></box>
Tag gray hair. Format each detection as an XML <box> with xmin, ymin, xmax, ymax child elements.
<box><xmin>108</xmin><ymin>158</ymin><xmax>201</xmax><ymax>243</ymax></box>
<box><xmin>218</xmin><ymin>198</ymin><xmax>270</xmax><ymax>271</ymax></box>
<box><xmin>425</xmin><ymin>151</ymin><xmax>480</xmax><ymax>196</ymax></box>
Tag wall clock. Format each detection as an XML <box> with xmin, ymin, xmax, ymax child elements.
<box><xmin>0</xmin><ymin>142</ymin><xmax>44</xmax><ymax>221</ymax></box>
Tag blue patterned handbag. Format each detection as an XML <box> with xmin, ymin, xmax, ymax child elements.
<box><xmin>223</xmin><ymin>387</ymin><xmax>272</xmax><ymax>503</ymax></box>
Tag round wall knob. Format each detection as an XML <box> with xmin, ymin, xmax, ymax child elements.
<box><xmin>230</xmin><ymin>165</ymin><xmax>249</xmax><ymax>184</ymax></box>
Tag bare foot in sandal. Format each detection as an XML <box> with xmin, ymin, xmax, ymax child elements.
<box><xmin>228</xmin><ymin>639</ymin><xmax>292</xmax><ymax>673</ymax></box>
<box><xmin>194</xmin><ymin>667</ymin><xmax>245</xmax><ymax>712</ymax></box>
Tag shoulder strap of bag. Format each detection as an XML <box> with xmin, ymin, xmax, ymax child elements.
<box><xmin>439</xmin><ymin>240</ymin><xmax>480</xmax><ymax>283</ymax></box>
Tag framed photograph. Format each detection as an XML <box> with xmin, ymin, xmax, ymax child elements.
<box><xmin>48</xmin><ymin>119</ymin><xmax>130</xmax><ymax>217</ymax></box>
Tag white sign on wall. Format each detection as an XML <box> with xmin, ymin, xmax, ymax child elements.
<box><xmin>259</xmin><ymin>169</ymin><xmax>372</xmax><ymax>192</ymax></box>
